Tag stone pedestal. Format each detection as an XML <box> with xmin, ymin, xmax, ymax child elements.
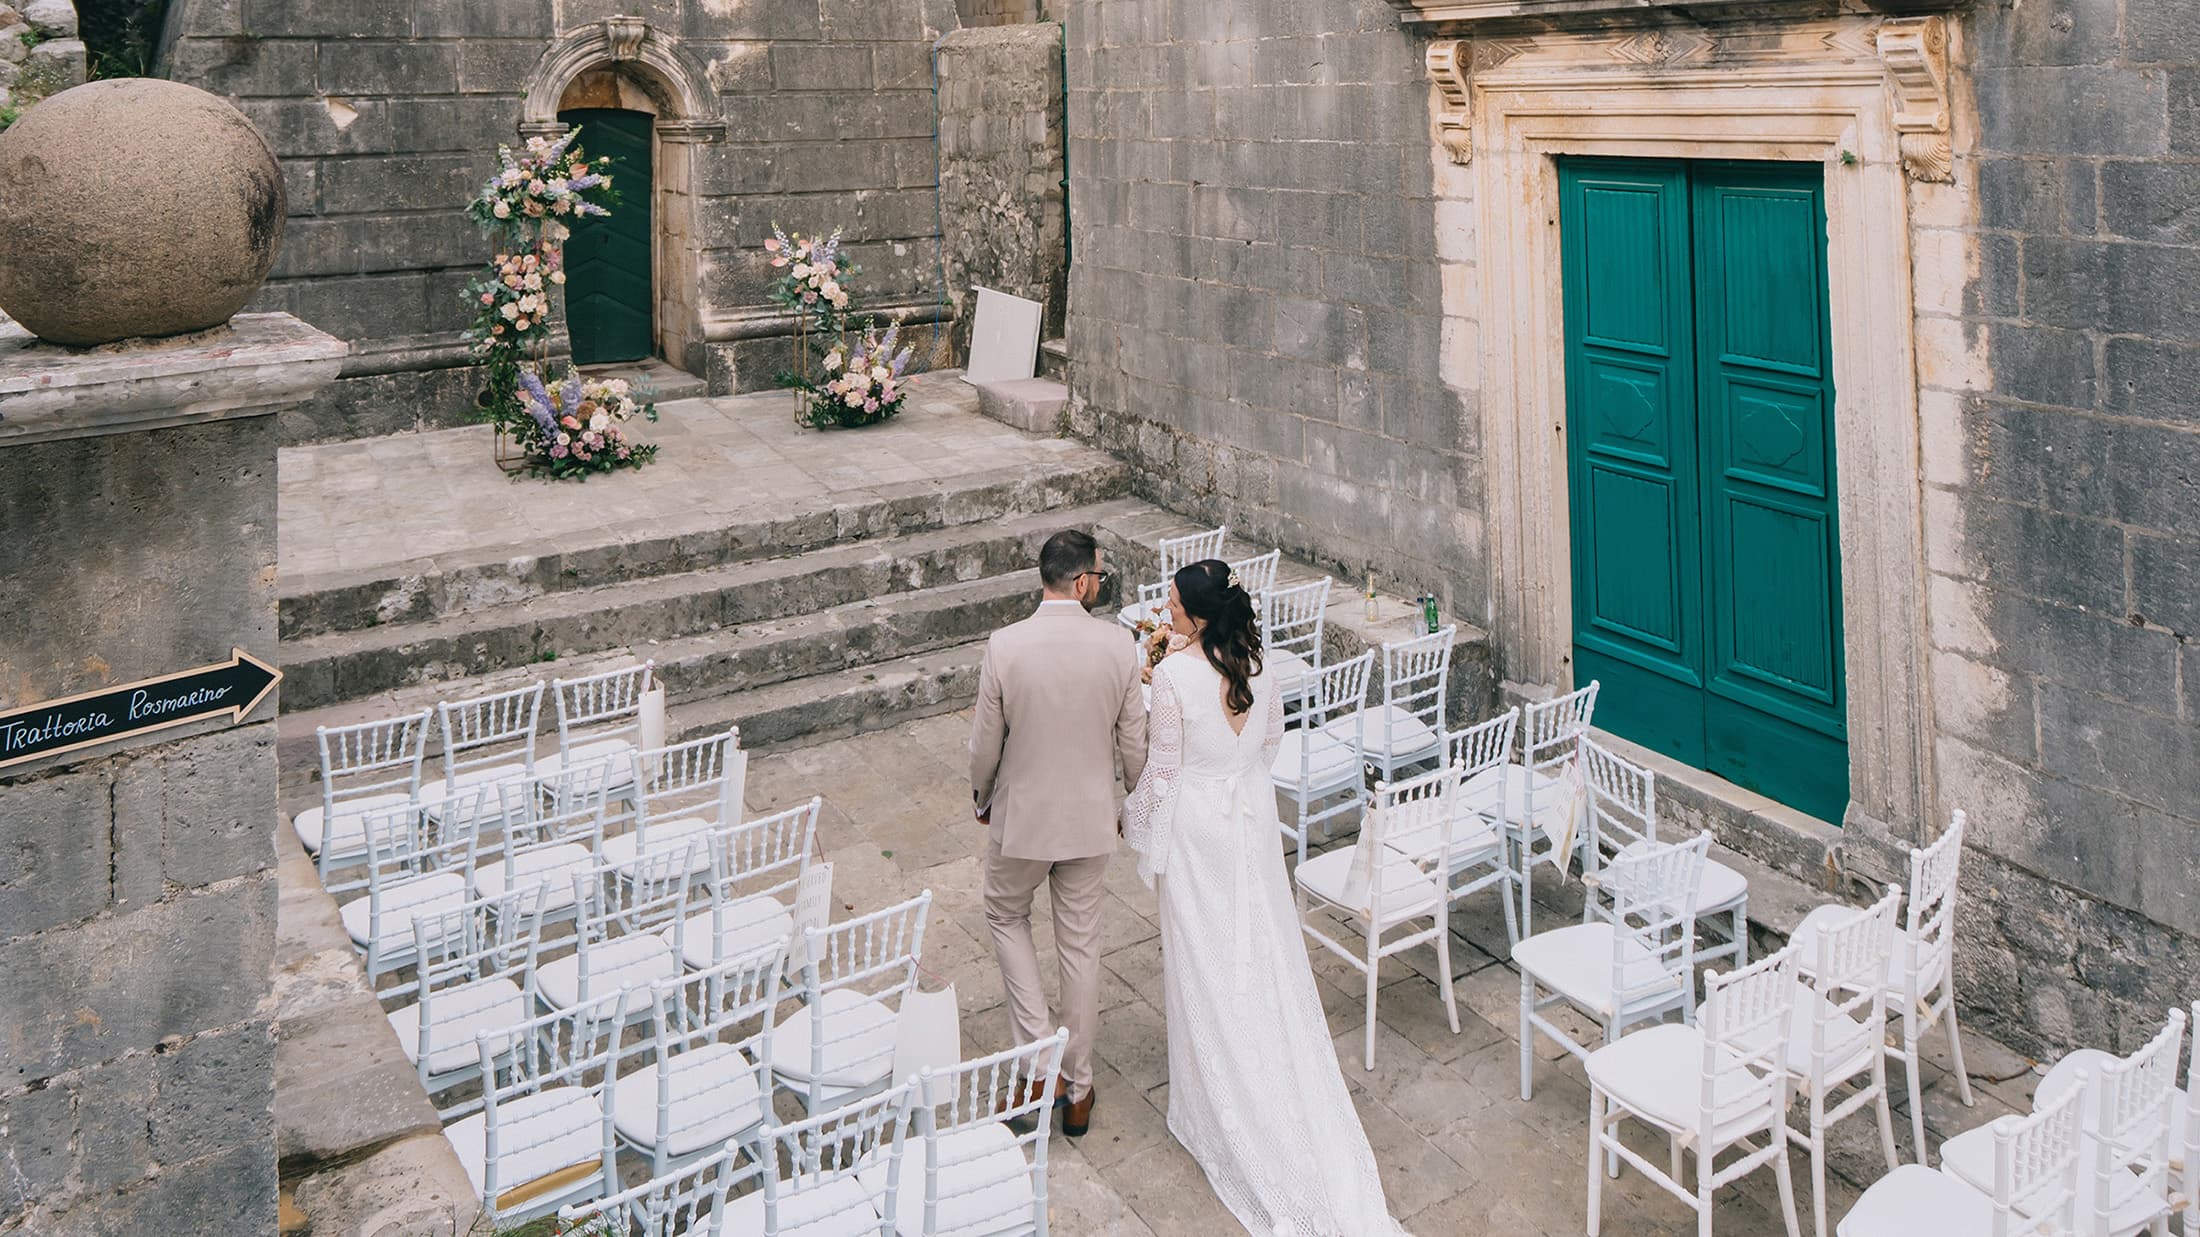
<box><xmin>0</xmin><ymin>312</ymin><xmax>343</xmax><ymax>1236</ymax></box>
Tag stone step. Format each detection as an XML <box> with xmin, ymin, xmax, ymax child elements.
<box><xmin>971</xmin><ymin>376</ymin><xmax>1069</xmax><ymax>435</ymax></box>
<box><xmin>278</xmin><ymin>500</ymin><xmax>1145</xmax><ymax>712</ymax></box>
<box><xmin>276</xmin><ymin>567</ymin><xmax>1036</xmax><ymax>776</ymax></box>
<box><xmin>578</xmin><ymin>356</ymin><xmax>707</xmax><ymax>403</ymax></box>
<box><xmin>279</xmin><ymin>451</ymin><xmax>1129</xmax><ymax>640</ymax></box>
<box><xmin>665</xmin><ymin>640</ymin><xmax>986</xmax><ymax>751</ymax></box>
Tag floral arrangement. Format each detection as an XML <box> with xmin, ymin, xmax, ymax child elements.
<box><xmin>765</xmin><ymin>225</ymin><xmax>859</xmax><ymax>332</ymax></box>
<box><xmin>1133</xmin><ymin>616</ymin><xmax>1190</xmax><ymax>669</ymax></box>
<box><xmin>460</xmin><ymin>126</ymin><xmax>621</xmax><ymax>445</ymax></box>
<box><xmin>797</xmin><ymin>321</ymin><xmax>915</xmax><ymax>429</ymax></box>
<box><xmin>510</xmin><ymin>368</ymin><xmax>659</xmax><ymax>479</ymax></box>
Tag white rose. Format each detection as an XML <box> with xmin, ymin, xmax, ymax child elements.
<box><xmin>589</xmin><ymin>412</ymin><xmax>610</xmax><ymax>433</ymax></box>
<box><xmin>492</xmin><ymin>201</ymin><xmax>511</xmax><ymax>219</ymax></box>
<box><xmin>499</xmin><ymin>302</ymin><xmax>519</xmax><ymax>321</ymax></box>
<box><xmin>525</xmin><ymin>274</ymin><xmax>543</xmax><ymax>291</ymax></box>
<box><xmin>792</xmin><ymin>263</ymin><xmax>812</xmax><ymax>279</ymax></box>
<box><xmin>823</xmin><ymin>349</ymin><xmax>843</xmax><ymax>370</ymax></box>
<box><xmin>550</xmin><ymin>270</ymin><xmax>566</xmax><ymax>285</ymax></box>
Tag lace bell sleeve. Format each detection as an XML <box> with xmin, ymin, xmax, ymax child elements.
<box><xmin>1261</xmin><ymin>668</ymin><xmax>1285</xmax><ymax>768</ymax></box>
<box><xmin>1121</xmin><ymin>664</ymin><xmax>1183</xmax><ymax>887</ymax></box>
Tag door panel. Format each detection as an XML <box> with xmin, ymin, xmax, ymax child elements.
<box><xmin>1562</xmin><ymin>158</ymin><xmax>1848</xmax><ymax>824</ymax></box>
<box><xmin>558</xmin><ymin>108</ymin><xmax>654</xmax><ymax>365</ymax></box>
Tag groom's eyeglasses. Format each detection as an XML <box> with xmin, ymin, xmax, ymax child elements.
<box><xmin>1075</xmin><ymin>569</ymin><xmax>1111</xmax><ymax>584</ymax></box>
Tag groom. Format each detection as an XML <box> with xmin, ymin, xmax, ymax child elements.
<box><xmin>969</xmin><ymin>529</ymin><xmax>1147</xmax><ymax>1137</ymax></box>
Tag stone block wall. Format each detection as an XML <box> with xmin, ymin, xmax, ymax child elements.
<box><xmin>0</xmin><ymin>418</ymin><xmax>284</xmax><ymax>1234</ymax></box>
<box><xmin>160</xmin><ymin>0</ymin><xmax>960</xmax><ymax>442</ymax></box>
<box><xmin>955</xmin><ymin>0</ymin><xmax>1065</xmax><ymax>28</ymax></box>
<box><xmin>1061</xmin><ymin>0</ymin><xmax>1484</xmax><ymax>620</ymax></box>
<box><xmin>0</xmin><ymin>0</ymin><xmax>87</xmax><ymax>121</ymax></box>
<box><xmin>1927</xmin><ymin>0</ymin><xmax>2200</xmax><ymax>1059</ymax></box>
<box><xmin>937</xmin><ymin>23</ymin><xmax>1067</xmax><ymax>363</ymax></box>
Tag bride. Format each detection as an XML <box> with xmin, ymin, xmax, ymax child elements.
<box><xmin>1123</xmin><ymin>559</ymin><xmax>1414</xmax><ymax>1237</ymax></box>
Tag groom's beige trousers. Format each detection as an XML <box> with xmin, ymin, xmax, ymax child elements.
<box><xmin>984</xmin><ymin>838</ymin><xmax>1111</xmax><ymax>1102</ymax></box>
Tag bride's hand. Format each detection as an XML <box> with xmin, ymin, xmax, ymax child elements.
<box><xmin>1140</xmin><ymin>663</ymin><xmax>1153</xmax><ymax>684</ymax></box>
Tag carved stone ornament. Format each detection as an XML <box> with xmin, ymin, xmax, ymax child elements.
<box><xmin>1876</xmin><ymin>16</ymin><xmax>1953</xmax><ymax>182</ymax></box>
<box><xmin>1426</xmin><ymin>41</ymin><xmax>1473</xmax><ymax>164</ymax></box>
<box><xmin>604</xmin><ymin>15</ymin><xmax>647</xmax><ymax>63</ymax></box>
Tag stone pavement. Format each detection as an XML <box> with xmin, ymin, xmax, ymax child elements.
<box><xmin>742</xmin><ymin>709</ymin><xmax>2043</xmax><ymax>1237</ymax></box>
<box><xmin>277</xmin><ymin>370</ymin><xmax>1096</xmax><ymax>581</ymax></box>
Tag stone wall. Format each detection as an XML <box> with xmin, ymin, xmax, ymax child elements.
<box><xmin>159</xmin><ymin>0</ymin><xmax>959</xmax><ymax>443</ymax></box>
<box><xmin>1061</xmin><ymin>0</ymin><xmax>1483</xmax><ymax>619</ymax></box>
<box><xmin>955</xmin><ymin>0</ymin><xmax>1064</xmax><ymax>28</ymax></box>
<box><xmin>937</xmin><ymin>23</ymin><xmax>1067</xmax><ymax>362</ymax></box>
<box><xmin>1926</xmin><ymin>0</ymin><xmax>2200</xmax><ymax>1059</ymax></box>
<box><xmin>0</xmin><ymin>317</ymin><xmax>340</xmax><ymax>1234</ymax></box>
<box><xmin>0</xmin><ymin>1</ymin><xmax>87</xmax><ymax>121</ymax></box>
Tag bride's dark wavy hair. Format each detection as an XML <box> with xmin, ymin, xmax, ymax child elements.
<box><xmin>1174</xmin><ymin>558</ymin><xmax>1264</xmax><ymax>715</ymax></box>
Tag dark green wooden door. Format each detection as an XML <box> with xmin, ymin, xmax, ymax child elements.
<box><xmin>558</xmin><ymin>108</ymin><xmax>653</xmax><ymax>365</ymax></box>
<box><xmin>1562</xmin><ymin>158</ymin><xmax>1847</xmax><ymax>823</ymax></box>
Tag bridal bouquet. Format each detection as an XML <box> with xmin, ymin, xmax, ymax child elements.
<box><xmin>1134</xmin><ymin>617</ymin><xmax>1189</xmax><ymax>669</ymax></box>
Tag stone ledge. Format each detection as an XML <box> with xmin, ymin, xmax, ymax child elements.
<box><xmin>971</xmin><ymin>376</ymin><xmax>1068</xmax><ymax>434</ymax></box>
<box><xmin>0</xmin><ymin>313</ymin><xmax>346</xmax><ymax>447</ymax></box>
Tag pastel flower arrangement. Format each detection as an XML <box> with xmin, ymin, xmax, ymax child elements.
<box><xmin>765</xmin><ymin>224</ymin><xmax>861</xmax><ymax>331</ymax></box>
<box><xmin>799</xmin><ymin>321</ymin><xmax>915</xmax><ymax>429</ymax></box>
<box><xmin>467</xmin><ymin>130</ymin><xmax>614</xmax><ymax>242</ymax></box>
<box><xmin>1133</xmin><ymin>616</ymin><xmax>1190</xmax><ymax>669</ymax></box>
<box><xmin>466</xmin><ymin>249</ymin><xmax>564</xmax><ymax>356</ymax></box>
<box><xmin>511</xmin><ymin>368</ymin><xmax>660</xmax><ymax>479</ymax></box>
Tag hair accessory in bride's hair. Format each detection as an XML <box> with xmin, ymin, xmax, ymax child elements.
<box><xmin>1227</xmin><ymin>570</ymin><xmax>1242</xmax><ymax>591</ymax></box>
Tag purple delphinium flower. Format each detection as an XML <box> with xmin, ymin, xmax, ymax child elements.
<box><xmin>519</xmin><ymin>370</ymin><xmax>558</xmax><ymax>437</ymax></box>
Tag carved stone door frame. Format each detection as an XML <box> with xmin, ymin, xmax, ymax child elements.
<box><xmin>1426</xmin><ymin>16</ymin><xmax>1956</xmax><ymax>840</ymax></box>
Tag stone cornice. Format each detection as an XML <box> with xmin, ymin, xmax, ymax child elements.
<box><xmin>1389</xmin><ymin>0</ymin><xmax>1965</xmax><ymax>32</ymax></box>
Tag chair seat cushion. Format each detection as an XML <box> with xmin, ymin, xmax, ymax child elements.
<box><xmin>1835</xmin><ymin>1164</ymin><xmax>1993</xmax><ymax>1237</ymax></box>
<box><xmin>769</xmin><ymin>988</ymin><xmax>900</xmax><ymax>1089</ymax></box>
<box><xmin>1295</xmin><ymin>846</ymin><xmax>1441</xmax><ymax>926</ymax></box>
<box><xmin>293</xmin><ymin>791</ymin><xmax>415</xmax><ymax>856</ymax></box>
<box><xmin>1511</xmin><ymin>921</ymin><xmax>1683</xmax><ymax>1018</ymax></box>
<box><xmin>859</xmin><ymin>1121</ymin><xmax>1035</xmax><ymax>1237</ymax></box>
<box><xmin>1270</xmin><ymin>728</ymin><xmax>1362</xmax><ymax>790</ymax></box>
<box><xmin>1326</xmin><ymin>705</ymin><xmax>1439</xmax><ymax>763</ymax></box>
<box><xmin>1792</xmin><ymin>901</ymin><xmax>1948</xmax><ymax>997</ymax></box>
<box><xmin>1116</xmin><ymin>599</ymin><xmax>1160</xmax><ymax>629</ymax></box>
<box><xmin>1463</xmin><ymin>762</ymin><xmax>1581</xmax><ymax>849</ymax></box>
<box><xmin>1691</xmin><ymin>979</ymin><xmax>1879</xmax><ymax>1083</ymax></box>
<box><xmin>611</xmin><ymin>1042</ymin><xmax>769</xmax><ymax>1157</ymax></box>
<box><xmin>1586</xmin><ymin>1023</ymin><xmax>1781</xmax><ymax>1145</ymax></box>
<box><xmin>342</xmin><ymin>872</ymin><xmax>470</xmax><ymax>949</ymax></box>
<box><xmin>600</xmin><ymin>816</ymin><xmax>715</xmax><ymax>870</ymax></box>
<box><xmin>432</xmin><ymin>762</ymin><xmax>533</xmax><ymax>806</ymax></box>
<box><xmin>1940</xmin><ymin>1118</ymin><xmax>2157</xmax><ymax>1229</ymax></box>
<box><xmin>472</xmin><ymin>844</ymin><xmax>595</xmax><ymax>912</ymax></box>
<box><xmin>536</xmin><ymin>740</ymin><xmax>638</xmax><ymax>791</ymax></box>
<box><xmin>442</xmin><ymin>1085</ymin><xmax>608</xmax><ymax>1208</ymax></box>
<box><xmin>535</xmin><ymin>934</ymin><xmax>679</xmax><ymax>1012</ymax></box>
<box><xmin>1266</xmin><ymin>647</ymin><xmax>1313</xmax><ymax>695</ymax></box>
<box><xmin>1383</xmin><ymin>814</ymin><xmax>1502</xmax><ymax>871</ymax></box>
<box><xmin>387</xmin><ymin>976</ymin><xmax>529</xmax><ymax>1077</ymax></box>
<box><xmin>666</xmin><ymin>895</ymin><xmax>795</xmax><ymax>971</ymax></box>
<box><xmin>717</xmin><ymin>1174</ymin><xmax>883</xmax><ymax>1237</ymax></box>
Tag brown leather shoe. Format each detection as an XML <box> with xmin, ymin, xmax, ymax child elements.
<box><xmin>1062</xmin><ymin>1084</ymin><xmax>1096</xmax><ymax>1137</ymax></box>
<box><xmin>999</xmin><ymin>1074</ymin><xmax>1072</xmax><ymax>1133</ymax></box>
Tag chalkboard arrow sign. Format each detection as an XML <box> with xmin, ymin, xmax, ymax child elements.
<box><xmin>0</xmin><ymin>649</ymin><xmax>282</xmax><ymax>773</ymax></box>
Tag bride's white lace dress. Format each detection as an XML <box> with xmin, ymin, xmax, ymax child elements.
<box><xmin>1124</xmin><ymin>653</ymin><xmax>1413</xmax><ymax>1237</ymax></box>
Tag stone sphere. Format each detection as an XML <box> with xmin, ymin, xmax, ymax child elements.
<box><xmin>0</xmin><ymin>78</ymin><xmax>285</xmax><ymax>346</ymax></box>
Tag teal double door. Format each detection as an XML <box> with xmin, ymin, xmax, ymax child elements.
<box><xmin>558</xmin><ymin>108</ymin><xmax>654</xmax><ymax>365</ymax></box>
<box><xmin>1559</xmin><ymin>158</ymin><xmax>1848</xmax><ymax>824</ymax></box>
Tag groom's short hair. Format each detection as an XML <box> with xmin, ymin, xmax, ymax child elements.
<box><xmin>1039</xmin><ymin>529</ymin><xmax>1099</xmax><ymax>589</ymax></box>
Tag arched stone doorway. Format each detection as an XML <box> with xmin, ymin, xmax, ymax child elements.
<box><xmin>520</xmin><ymin>18</ymin><xmax>723</xmax><ymax>374</ymax></box>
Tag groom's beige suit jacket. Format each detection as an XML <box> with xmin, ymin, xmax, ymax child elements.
<box><xmin>969</xmin><ymin>599</ymin><xmax>1149</xmax><ymax>861</ymax></box>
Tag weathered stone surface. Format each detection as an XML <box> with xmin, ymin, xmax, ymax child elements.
<box><xmin>0</xmin><ymin>79</ymin><xmax>284</xmax><ymax>345</ymax></box>
<box><xmin>938</xmin><ymin>24</ymin><xmax>1069</xmax><ymax>363</ymax></box>
<box><xmin>22</xmin><ymin>0</ymin><xmax>78</xmax><ymax>35</ymax></box>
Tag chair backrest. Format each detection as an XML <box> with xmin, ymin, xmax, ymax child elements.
<box><xmin>474</xmin><ymin>987</ymin><xmax>626</xmax><ymax>1218</ymax></box>
<box><xmin>1262</xmin><ymin>576</ymin><xmax>1330</xmax><ymax>668</ymax></box>
<box><xmin>1227</xmin><ymin>548</ymin><xmax>1282</xmax><ymax>599</ymax></box>
<box><xmin>757</xmin><ymin>1083</ymin><xmax>918</xmax><ymax>1234</ymax></box>
<box><xmin>913</xmin><ymin>1029</ymin><xmax>1070</xmax><ymax>1237</ymax></box>
<box><xmin>1698</xmin><ymin>944</ymin><xmax>1802</xmax><ymax>1148</ymax></box>
<box><xmin>631</xmin><ymin>729</ymin><xmax>744</xmax><ymax>852</ymax></box>
<box><xmin>561</xmin><ymin>845</ymin><xmax>699</xmax><ymax>1003</ymax></box>
<box><xmin>553</xmin><ymin>660</ymin><xmax>655</xmax><ymax>753</ymax></box>
<box><xmin>796</xmin><ymin>892</ymin><xmax>932</xmax><ymax>1106</ymax></box>
<box><xmin>436</xmin><ymin>680</ymin><xmax>544</xmax><ymax>790</ymax></box>
<box><xmin>410</xmin><ymin>882</ymin><xmax>550</xmax><ymax>1111</ymax></box>
<box><xmin>1802</xmin><ymin>885</ymin><xmax>1903</xmax><ymax>1088</ymax></box>
<box><xmin>1601</xmin><ymin>832</ymin><xmax>1711</xmax><ymax>1011</ymax></box>
<box><xmin>1987</xmin><ymin>1070</ymin><xmax>2089</xmax><ymax>1237</ymax></box>
<box><xmin>1446</xmin><ymin>708</ymin><xmax>1518</xmax><ymax>785</ymax></box>
<box><xmin>1301</xmin><ymin>649</ymin><xmax>1376</xmax><ymax>739</ymax></box>
<box><xmin>640</xmin><ymin>944</ymin><xmax>785</xmax><ymax>1159</ymax></box>
<box><xmin>1901</xmin><ymin>809</ymin><xmax>1967</xmax><ymax>999</ymax></box>
<box><xmin>2087</xmin><ymin>1007</ymin><xmax>2187</xmax><ymax>1230</ymax></box>
<box><xmin>358</xmin><ymin>786</ymin><xmax>492</xmax><ymax>942</ymax></box>
<box><xmin>1380</xmin><ymin>625</ymin><xmax>1455</xmax><ymax>736</ymax></box>
<box><xmin>1362</xmin><ymin>764</ymin><xmax>1461</xmax><ymax>905</ymax></box>
<box><xmin>1580</xmin><ymin>734</ymin><xmax>1655</xmax><ymax>856</ymax></box>
<box><xmin>478</xmin><ymin>763</ymin><xmax>613</xmax><ymax>878</ymax></box>
<box><xmin>313</xmin><ymin>706</ymin><xmax>432</xmax><ymax>818</ymax></box>
<box><xmin>1522</xmin><ymin>681</ymin><xmax>1599</xmax><ymax>769</ymax></box>
<box><xmin>704</xmin><ymin>797</ymin><xmax>819</xmax><ymax>926</ymax></box>
<box><xmin>1157</xmin><ymin>525</ymin><xmax>1227</xmax><ymax>579</ymax></box>
<box><xmin>557</xmin><ymin>1146</ymin><xmax>757</xmax><ymax>1237</ymax></box>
